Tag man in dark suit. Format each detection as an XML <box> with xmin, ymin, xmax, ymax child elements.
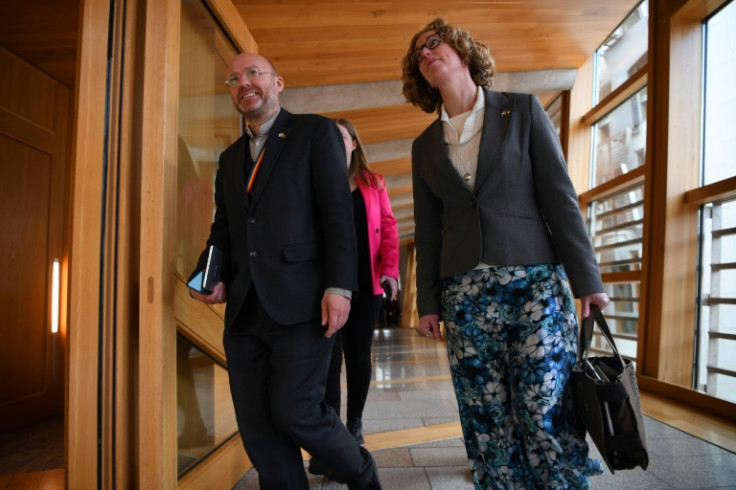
<box><xmin>189</xmin><ymin>52</ymin><xmax>381</xmax><ymax>490</ymax></box>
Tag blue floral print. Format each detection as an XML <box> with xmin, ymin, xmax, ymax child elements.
<box><xmin>441</xmin><ymin>265</ymin><xmax>603</xmax><ymax>489</ymax></box>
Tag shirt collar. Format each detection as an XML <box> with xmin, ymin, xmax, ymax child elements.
<box><xmin>246</xmin><ymin>110</ymin><xmax>280</xmax><ymax>140</ymax></box>
<box><xmin>440</xmin><ymin>86</ymin><xmax>485</xmax><ymax>123</ymax></box>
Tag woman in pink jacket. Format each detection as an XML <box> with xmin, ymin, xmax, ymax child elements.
<box><xmin>310</xmin><ymin>118</ymin><xmax>400</xmax><ymax>476</ymax></box>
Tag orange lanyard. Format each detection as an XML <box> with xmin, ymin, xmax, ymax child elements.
<box><xmin>246</xmin><ymin>146</ymin><xmax>265</xmax><ymax>193</ymax></box>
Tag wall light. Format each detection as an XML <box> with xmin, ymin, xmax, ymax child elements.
<box><xmin>51</xmin><ymin>259</ymin><xmax>60</xmax><ymax>334</ymax></box>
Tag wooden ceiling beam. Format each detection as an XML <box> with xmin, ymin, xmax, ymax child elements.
<box><xmin>388</xmin><ymin>185</ymin><xmax>412</xmax><ymax>198</ymax></box>
<box><xmin>369</xmin><ymin>157</ymin><xmax>412</xmax><ymax>177</ymax></box>
<box><xmin>281</xmin><ymin>69</ymin><xmax>576</xmax><ymax>114</ymax></box>
<box><xmin>0</xmin><ymin>1</ymin><xmax>638</xmax><ymax>101</ymax></box>
<box><xmin>323</xmin><ymin>105</ymin><xmax>435</xmax><ymax>144</ymax></box>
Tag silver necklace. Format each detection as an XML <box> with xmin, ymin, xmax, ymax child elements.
<box><xmin>462</xmin><ymin>165</ymin><xmax>472</xmax><ymax>182</ymax></box>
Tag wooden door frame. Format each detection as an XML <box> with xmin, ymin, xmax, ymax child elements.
<box><xmin>68</xmin><ymin>0</ymin><xmax>257</xmax><ymax>487</ymax></box>
<box><xmin>67</xmin><ymin>0</ymin><xmax>112</xmax><ymax>486</ymax></box>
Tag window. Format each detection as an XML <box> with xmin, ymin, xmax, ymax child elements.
<box><xmin>176</xmin><ymin>336</ymin><xmax>238</xmax><ymax>474</ymax></box>
<box><xmin>176</xmin><ymin>0</ymin><xmax>241</xmax><ymax>475</ymax></box>
<box><xmin>591</xmin><ymin>87</ymin><xmax>647</xmax><ymax>186</ymax></box>
<box><xmin>694</xmin><ymin>0</ymin><xmax>736</xmax><ymax>404</ymax></box>
<box><xmin>588</xmin><ymin>184</ymin><xmax>645</xmax><ymax>361</ymax></box>
<box><xmin>176</xmin><ymin>0</ymin><xmax>241</xmax><ymax>280</ymax></box>
<box><xmin>595</xmin><ymin>0</ymin><xmax>649</xmax><ymax>104</ymax></box>
<box><xmin>702</xmin><ymin>0</ymin><xmax>736</xmax><ymax>186</ymax></box>
<box><xmin>589</xmin><ymin>184</ymin><xmax>644</xmax><ymax>275</ymax></box>
<box><xmin>696</xmin><ymin>198</ymin><xmax>736</xmax><ymax>403</ymax></box>
<box><xmin>582</xmin><ymin>1</ymin><xmax>649</xmax><ymax>360</ymax></box>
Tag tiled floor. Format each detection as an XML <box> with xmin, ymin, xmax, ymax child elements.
<box><xmin>2</xmin><ymin>328</ymin><xmax>734</xmax><ymax>489</ymax></box>
<box><xmin>234</xmin><ymin>328</ymin><xmax>736</xmax><ymax>490</ymax></box>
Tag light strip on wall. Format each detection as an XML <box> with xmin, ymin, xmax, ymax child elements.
<box><xmin>52</xmin><ymin>259</ymin><xmax>60</xmax><ymax>334</ymax></box>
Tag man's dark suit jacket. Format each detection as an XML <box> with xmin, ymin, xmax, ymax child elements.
<box><xmin>193</xmin><ymin>108</ymin><xmax>358</xmax><ymax>328</ymax></box>
<box><xmin>411</xmin><ymin>89</ymin><xmax>604</xmax><ymax>317</ymax></box>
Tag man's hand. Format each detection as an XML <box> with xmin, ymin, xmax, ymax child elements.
<box><xmin>418</xmin><ymin>314</ymin><xmax>442</xmax><ymax>340</ymax></box>
<box><xmin>321</xmin><ymin>293</ymin><xmax>351</xmax><ymax>338</ymax></box>
<box><xmin>189</xmin><ymin>281</ymin><xmax>227</xmax><ymax>304</ymax></box>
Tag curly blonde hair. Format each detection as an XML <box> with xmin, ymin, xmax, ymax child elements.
<box><xmin>401</xmin><ymin>18</ymin><xmax>496</xmax><ymax>114</ymax></box>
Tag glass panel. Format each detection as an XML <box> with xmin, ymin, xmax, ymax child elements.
<box><xmin>177</xmin><ymin>335</ymin><xmax>239</xmax><ymax>475</ymax></box>
<box><xmin>703</xmin><ymin>0</ymin><xmax>736</xmax><ymax>185</ymax></box>
<box><xmin>176</xmin><ymin>0</ymin><xmax>241</xmax><ymax>279</ymax></box>
<box><xmin>591</xmin><ymin>87</ymin><xmax>647</xmax><ymax>187</ymax></box>
<box><xmin>545</xmin><ymin>95</ymin><xmax>562</xmax><ymax>140</ymax></box>
<box><xmin>595</xmin><ymin>0</ymin><xmax>649</xmax><ymax>103</ymax></box>
<box><xmin>695</xmin><ymin>197</ymin><xmax>736</xmax><ymax>404</ymax></box>
<box><xmin>588</xmin><ymin>281</ymin><xmax>640</xmax><ymax>361</ymax></box>
<box><xmin>176</xmin><ymin>0</ymin><xmax>241</xmax><ymax>476</ymax></box>
<box><xmin>588</xmin><ymin>184</ymin><xmax>644</xmax><ymax>274</ymax></box>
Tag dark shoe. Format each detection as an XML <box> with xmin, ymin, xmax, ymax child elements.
<box><xmin>347</xmin><ymin>447</ymin><xmax>382</xmax><ymax>490</ymax></box>
<box><xmin>347</xmin><ymin>417</ymin><xmax>365</xmax><ymax>447</ymax></box>
<box><xmin>308</xmin><ymin>457</ymin><xmax>332</xmax><ymax>478</ymax></box>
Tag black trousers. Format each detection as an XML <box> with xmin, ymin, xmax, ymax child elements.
<box><xmin>223</xmin><ymin>289</ymin><xmax>373</xmax><ymax>489</ymax></box>
<box><xmin>324</xmin><ymin>293</ymin><xmax>382</xmax><ymax>419</ymax></box>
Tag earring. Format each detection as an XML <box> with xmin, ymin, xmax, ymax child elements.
<box><xmin>427</xmin><ymin>85</ymin><xmax>437</xmax><ymax>94</ymax></box>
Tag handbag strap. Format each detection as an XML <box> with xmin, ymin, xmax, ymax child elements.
<box><xmin>578</xmin><ymin>305</ymin><xmax>626</xmax><ymax>369</ymax></box>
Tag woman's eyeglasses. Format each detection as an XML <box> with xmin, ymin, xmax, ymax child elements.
<box><xmin>413</xmin><ymin>34</ymin><xmax>442</xmax><ymax>64</ymax></box>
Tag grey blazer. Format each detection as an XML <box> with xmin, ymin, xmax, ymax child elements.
<box><xmin>411</xmin><ymin>89</ymin><xmax>603</xmax><ymax>317</ymax></box>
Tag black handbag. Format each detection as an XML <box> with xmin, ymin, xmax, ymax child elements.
<box><xmin>378</xmin><ymin>280</ymin><xmax>401</xmax><ymax>328</ymax></box>
<box><xmin>572</xmin><ymin>305</ymin><xmax>649</xmax><ymax>473</ymax></box>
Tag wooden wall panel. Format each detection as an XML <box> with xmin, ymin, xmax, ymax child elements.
<box><xmin>567</xmin><ymin>56</ymin><xmax>594</xmax><ymax>194</ymax></box>
<box><xmin>0</xmin><ymin>0</ymin><xmax>80</xmax><ymax>88</ymax></box>
<box><xmin>655</xmin><ymin>12</ymin><xmax>701</xmax><ymax>385</ymax></box>
<box><xmin>0</xmin><ymin>43</ymin><xmax>69</xmax><ymax>440</ymax></box>
<box><xmin>642</xmin><ymin>0</ymin><xmax>698</xmax><ymax>382</ymax></box>
<box><xmin>0</xmin><ymin>137</ymin><xmax>54</xmax><ymax>431</ymax></box>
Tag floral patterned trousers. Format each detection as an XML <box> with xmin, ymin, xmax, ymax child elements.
<box><xmin>440</xmin><ymin>265</ymin><xmax>603</xmax><ymax>489</ymax></box>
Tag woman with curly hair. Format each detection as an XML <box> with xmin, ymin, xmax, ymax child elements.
<box><xmin>401</xmin><ymin>18</ymin><xmax>609</xmax><ymax>489</ymax></box>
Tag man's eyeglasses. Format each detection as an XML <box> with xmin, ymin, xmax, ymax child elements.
<box><xmin>413</xmin><ymin>34</ymin><xmax>442</xmax><ymax>64</ymax></box>
<box><xmin>225</xmin><ymin>68</ymin><xmax>277</xmax><ymax>88</ymax></box>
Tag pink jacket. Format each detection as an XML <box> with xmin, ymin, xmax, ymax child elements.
<box><xmin>357</xmin><ymin>173</ymin><xmax>400</xmax><ymax>296</ymax></box>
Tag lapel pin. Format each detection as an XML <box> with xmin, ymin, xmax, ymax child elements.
<box><xmin>278</xmin><ymin>132</ymin><xmax>286</xmax><ymax>138</ymax></box>
<box><xmin>501</xmin><ymin>109</ymin><xmax>511</xmax><ymax>117</ymax></box>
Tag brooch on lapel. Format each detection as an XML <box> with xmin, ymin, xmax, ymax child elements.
<box><xmin>501</xmin><ymin>109</ymin><xmax>511</xmax><ymax>117</ymax></box>
<box><xmin>278</xmin><ymin>132</ymin><xmax>286</xmax><ymax>139</ymax></box>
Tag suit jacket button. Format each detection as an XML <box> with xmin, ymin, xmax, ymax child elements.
<box><xmin>249</xmin><ymin>251</ymin><xmax>257</xmax><ymax>257</ymax></box>
<box><xmin>248</xmin><ymin>217</ymin><xmax>256</xmax><ymax>224</ymax></box>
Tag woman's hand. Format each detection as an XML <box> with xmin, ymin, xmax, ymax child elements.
<box><xmin>580</xmin><ymin>292</ymin><xmax>610</xmax><ymax>318</ymax></box>
<box><xmin>380</xmin><ymin>275</ymin><xmax>398</xmax><ymax>301</ymax></box>
<box><xmin>418</xmin><ymin>314</ymin><xmax>442</xmax><ymax>340</ymax></box>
